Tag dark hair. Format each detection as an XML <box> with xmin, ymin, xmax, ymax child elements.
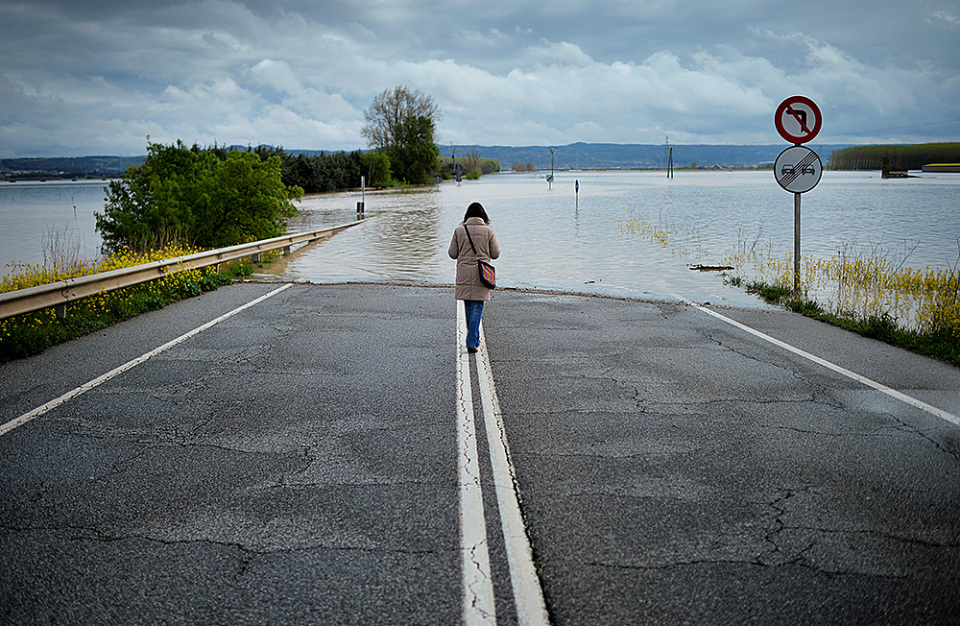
<box><xmin>463</xmin><ymin>202</ymin><xmax>490</xmax><ymax>224</ymax></box>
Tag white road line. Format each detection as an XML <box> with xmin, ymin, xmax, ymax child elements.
<box><xmin>476</xmin><ymin>323</ymin><xmax>550</xmax><ymax>626</ymax></box>
<box><xmin>0</xmin><ymin>284</ymin><xmax>294</xmax><ymax>438</ymax></box>
<box><xmin>675</xmin><ymin>295</ymin><xmax>960</xmax><ymax>427</ymax></box>
<box><xmin>456</xmin><ymin>302</ymin><xmax>497</xmax><ymax>626</ymax></box>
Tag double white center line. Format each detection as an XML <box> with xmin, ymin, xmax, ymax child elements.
<box><xmin>456</xmin><ymin>302</ymin><xmax>549</xmax><ymax>626</ymax></box>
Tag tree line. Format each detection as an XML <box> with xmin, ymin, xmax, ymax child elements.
<box><xmin>827</xmin><ymin>142</ymin><xmax>960</xmax><ymax>170</ymax></box>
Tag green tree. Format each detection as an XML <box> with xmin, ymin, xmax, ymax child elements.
<box><xmin>387</xmin><ymin>115</ymin><xmax>440</xmax><ymax>184</ymax></box>
<box><xmin>361</xmin><ymin>86</ymin><xmax>441</xmax><ymax>151</ymax></box>
<box><xmin>361</xmin><ymin>150</ymin><xmax>394</xmax><ymax>187</ymax></box>
<box><xmin>194</xmin><ymin>150</ymin><xmax>300</xmax><ymax>247</ymax></box>
<box><xmin>361</xmin><ymin>86</ymin><xmax>441</xmax><ymax>185</ymax></box>
<box><xmin>827</xmin><ymin>142</ymin><xmax>960</xmax><ymax>170</ymax></box>
<box><xmin>96</xmin><ymin>140</ymin><xmax>301</xmax><ymax>252</ymax></box>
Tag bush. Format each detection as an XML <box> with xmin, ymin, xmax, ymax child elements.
<box><xmin>97</xmin><ymin>140</ymin><xmax>302</xmax><ymax>253</ymax></box>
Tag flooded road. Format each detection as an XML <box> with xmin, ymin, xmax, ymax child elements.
<box><xmin>255</xmin><ymin>170</ymin><xmax>960</xmax><ymax>308</ymax></box>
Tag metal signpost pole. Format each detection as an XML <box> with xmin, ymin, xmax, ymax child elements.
<box><xmin>794</xmin><ymin>192</ymin><xmax>801</xmax><ymax>291</ymax></box>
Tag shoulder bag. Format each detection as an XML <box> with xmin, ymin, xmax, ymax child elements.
<box><xmin>463</xmin><ymin>225</ymin><xmax>496</xmax><ymax>289</ymax></box>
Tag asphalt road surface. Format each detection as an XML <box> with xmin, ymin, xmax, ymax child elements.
<box><xmin>1</xmin><ymin>283</ymin><xmax>958</xmax><ymax>625</ymax></box>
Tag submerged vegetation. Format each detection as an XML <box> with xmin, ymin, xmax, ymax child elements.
<box><xmin>724</xmin><ymin>243</ymin><xmax>960</xmax><ymax>338</ymax></box>
<box><xmin>618</xmin><ymin>218</ymin><xmax>706</xmax><ymax>258</ymax></box>
<box><xmin>620</xmin><ymin>217</ymin><xmax>960</xmax><ymax>366</ymax></box>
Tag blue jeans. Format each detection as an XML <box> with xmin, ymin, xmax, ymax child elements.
<box><xmin>463</xmin><ymin>300</ymin><xmax>485</xmax><ymax>349</ymax></box>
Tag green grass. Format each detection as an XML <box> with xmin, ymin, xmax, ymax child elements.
<box><xmin>746</xmin><ymin>281</ymin><xmax>793</xmax><ymax>303</ymax></box>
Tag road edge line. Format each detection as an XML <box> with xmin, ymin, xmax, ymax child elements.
<box><xmin>680</xmin><ymin>297</ymin><xmax>960</xmax><ymax>427</ymax></box>
<box><xmin>0</xmin><ymin>284</ymin><xmax>293</xmax><ymax>437</ymax></box>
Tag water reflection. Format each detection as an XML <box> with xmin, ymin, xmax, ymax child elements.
<box><xmin>357</xmin><ymin>188</ymin><xmax>443</xmax><ymax>278</ymax></box>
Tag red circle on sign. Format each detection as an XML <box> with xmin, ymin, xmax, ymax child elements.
<box><xmin>775</xmin><ymin>95</ymin><xmax>822</xmax><ymax>144</ymax></box>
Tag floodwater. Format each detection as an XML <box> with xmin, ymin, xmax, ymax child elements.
<box><xmin>0</xmin><ymin>179</ymin><xmax>107</xmax><ymax>270</ymax></box>
<box><xmin>3</xmin><ymin>171</ymin><xmax>959</xmax><ymax>308</ymax></box>
<box><xmin>258</xmin><ymin>170</ymin><xmax>960</xmax><ymax>307</ymax></box>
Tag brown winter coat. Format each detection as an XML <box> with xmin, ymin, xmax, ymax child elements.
<box><xmin>448</xmin><ymin>217</ymin><xmax>500</xmax><ymax>301</ymax></box>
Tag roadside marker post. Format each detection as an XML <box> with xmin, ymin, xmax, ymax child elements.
<box><xmin>357</xmin><ymin>176</ymin><xmax>365</xmax><ymax>218</ymax></box>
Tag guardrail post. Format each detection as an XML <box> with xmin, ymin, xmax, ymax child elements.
<box><xmin>54</xmin><ymin>303</ymin><xmax>67</xmax><ymax>318</ymax></box>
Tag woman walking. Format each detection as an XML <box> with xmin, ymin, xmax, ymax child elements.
<box><xmin>448</xmin><ymin>202</ymin><xmax>500</xmax><ymax>353</ymax></box>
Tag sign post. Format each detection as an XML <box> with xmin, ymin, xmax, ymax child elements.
<box><xmin>774</xmin><ymin>96</ymin><xmax>823</xmax><ymax>292</ymax></box>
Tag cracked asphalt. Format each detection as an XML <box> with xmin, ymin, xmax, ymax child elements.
<box><xmin>1</xmin><ymin>283</ymin><xmax>959</xmax><ymax>624</ymax></box>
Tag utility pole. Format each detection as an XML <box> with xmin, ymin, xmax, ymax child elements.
<box><xmin>547</xmin><ymin>147</ymin><xmax>555</xmax><ymax>190</ymax></box>
<box><xmin>666</xmin><ymin>136</ymin><xmax>674</xmax><ymax>179</ymax></box>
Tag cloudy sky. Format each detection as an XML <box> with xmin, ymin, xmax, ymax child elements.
<box><xmin>1</xmin><ymin>0</ymin><xmax>958</xmax><ymax>157</ymax></box>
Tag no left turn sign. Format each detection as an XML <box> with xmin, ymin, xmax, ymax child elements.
<box><xmin>775</xmin><ymin>95</ymin><xmax>822</xmax><ymax>144</ymax></box>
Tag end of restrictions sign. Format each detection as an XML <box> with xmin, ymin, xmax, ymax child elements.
<box><xmin>774</xmin><ymin>145</ymin><xmax>822</xmax><ymax>193</ymax></box>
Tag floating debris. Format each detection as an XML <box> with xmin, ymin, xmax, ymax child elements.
<box><xmin>690</xmin><ymin>264</ymin><xmax>733</xmax><ymax>272</ymax></box>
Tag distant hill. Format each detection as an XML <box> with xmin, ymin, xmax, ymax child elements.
<box><xmin>446</xmin><ymin>142</ymin><xmax>853</xmax><ymax>170</ymax></box>
<box><xmin>1</xmin><ymin>143</ymin><xmax>855</xmax><ymax>180</ymax></box>
<box><xmin>0</xmin><ymin>156</ymin><xmax>144</xmax><ymax>180</ymax></box>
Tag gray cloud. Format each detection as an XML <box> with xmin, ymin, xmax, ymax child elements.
<box><xmin>1</xmin><ymin>0</ymin><xmax>957</xmax><ymax>157</ymax></box>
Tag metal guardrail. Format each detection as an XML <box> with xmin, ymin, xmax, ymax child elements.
<box><xmin>0</xmin><ymin>220</ymin><xmax>364</xmax><ymax>321</ymax></box>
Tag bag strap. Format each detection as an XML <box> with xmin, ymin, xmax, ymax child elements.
<box><xmin>463</xmin><ymin>224</ymin><xmax>479</xmax><ymax>255</ymax></box>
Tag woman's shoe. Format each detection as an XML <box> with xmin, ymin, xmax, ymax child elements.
<box><xmin>467</xmin><ymin>347</ymin><xmax>478</xmax><ymax>353</ymax></box>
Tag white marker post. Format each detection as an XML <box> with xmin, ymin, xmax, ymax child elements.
<box><xmin>357</xmin><ymin>175</ymin><xmax>365</xmax><ymax>218</ymax></box>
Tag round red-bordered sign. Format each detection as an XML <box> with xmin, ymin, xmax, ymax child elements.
<box><xmin>775</xmin><ymin>96</ymin><xmax>822</xmax><ymax>144</ymax></box>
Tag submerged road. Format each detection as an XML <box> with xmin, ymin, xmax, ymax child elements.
<box><xmin>1</xmin><ymin>283</ymin><xmax>958</xmax><ymax>624</ymax></box>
